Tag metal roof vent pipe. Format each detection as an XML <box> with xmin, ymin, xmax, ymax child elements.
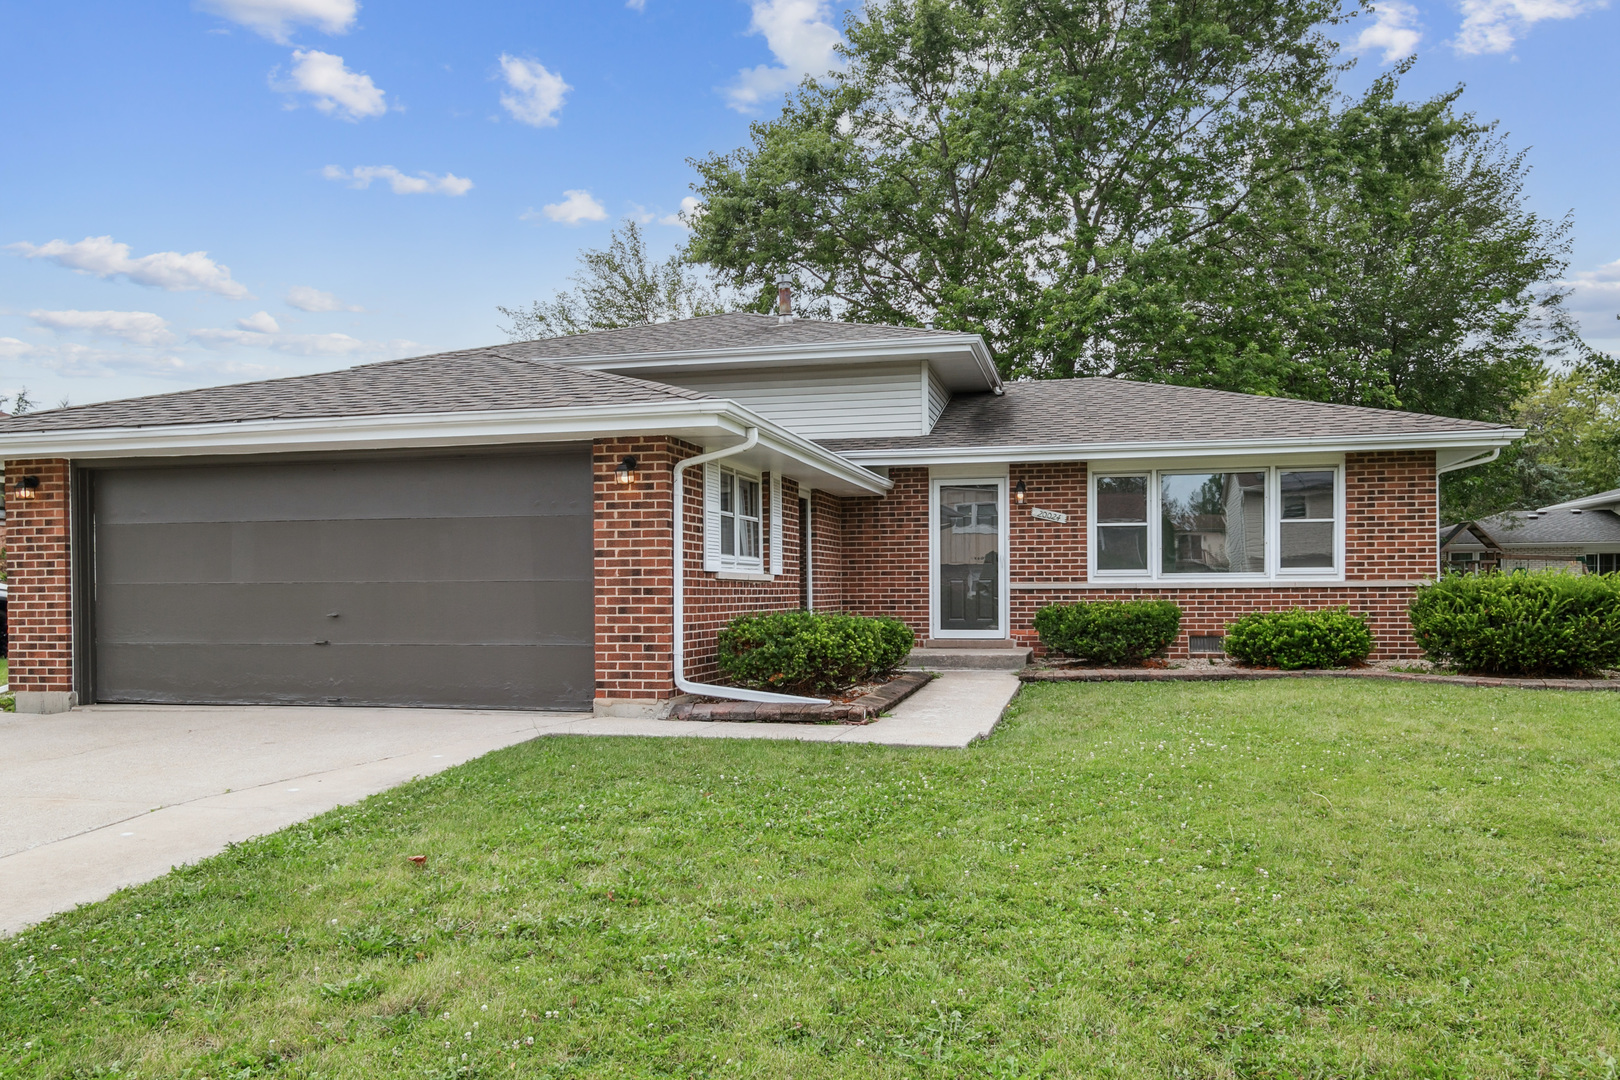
<box><xmin>775</xmin><ymin>273</ymin><xmax>796</xmax><ymax>323</ymax></box>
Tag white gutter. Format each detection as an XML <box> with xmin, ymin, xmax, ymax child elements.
<box><xmin>0</xmin><ymin>398</ymin><xmax>892</xmax><ymax>497</ymax></box>
<box><xmin>833</xmin><ymin>429</ymin><xmax>1525</xmax><ymax>466</ymax></box>
<box><xmin>671</xmin><ymin>427</ymin><xmax>828</xmax><ymax>706</ymax></box>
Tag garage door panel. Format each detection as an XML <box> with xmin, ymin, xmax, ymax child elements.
<box><xmin>94</xmin><ymin>644</ymin><xmax>595</xmax><ymax>710</ymax></box>
<box><xmin>96</xmin><ymin>515</ymin><xmax>594</xmax><ymax>585</ymax></box>
<box><xmin>90</xmin><ymin>450</ymin><xmax>596</xmax><ymax>710</ymax></box>
<box><xmin>95</xmin><ymin>455</ymin><xmax>591</xmax><ymax>524</ymax></box>
<box><xmin>95</xmin><ymin>580</ymin><xmax>593</xmax><ymax>645</ymax></box>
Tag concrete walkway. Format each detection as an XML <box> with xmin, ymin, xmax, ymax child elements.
<box><xmin>0</xmin><ymin>673</ymin><xmax>1018</xmax><ymax>935</ymax></box>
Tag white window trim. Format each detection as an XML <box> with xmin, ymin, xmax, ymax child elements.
<box><xmin>704</xmin><ymin>462</ymin><xmax>767</xmax><ymax>575</ymax></box>
<box><xmin>1087</xmin><ymin>463</ymin><xmax>1345</xmax><ymax>586</ymax></box>
<box><xmin>929</xmin><ymin>472</ymin><xmax>1011</xmax><ymax>639</ymax></box>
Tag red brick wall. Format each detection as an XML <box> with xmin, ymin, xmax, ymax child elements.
<box><xmin>592</xmin><ymin>437</ymin><xmax>807</xmax><ymax>701</ymax></box>
<box><xmin>807</xmin><ymin>488</ymin><xmax>845</xmax><ymax>612</ymax></box>
<box><xmin>680</xmin><ymin>466</ymin><xmax>804</xmax><ymax>684</ymax></box>
<box><xmin>593</xmin><ymin>438</ymin><xmax>681</xmax><ymax>701</ymax></box>
<box><xmin>1010</xmin><ymin>586</ymin><xmax>1424</xmax><ymax>659</ymax></box>
<box><xmin>825</xmin><ymin>452</ymin><xmax>1437</xmax><ymax>658</ymax></box>
<box><xmin>838</xmin><ymin>466</ymin><xmax>931</xmax><ymax>644</ymax></box>
<box><xmin>4</xmin><ymin>458</ymin><xmax>74</xmax><ymax>693</ymax></box>
<box><xmin>1344</xmin><ymin>450</ymin><xmax>1439</xmax><ymax>580</ymax></box>
<box><xmin>1010</xmin><ymin>462</ymin><xmax>1087</xmax><ymax>584</ymax></box>
<box><xmin>1007</xmin><ymin>450</ymin><xmax>1438</xmax><ymax>659</ymax></box>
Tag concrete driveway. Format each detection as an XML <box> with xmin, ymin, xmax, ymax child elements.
<box><xmin>0</xmin><ymin>704</ymin><xmax>574</xmax><ymax>935</ymax></box>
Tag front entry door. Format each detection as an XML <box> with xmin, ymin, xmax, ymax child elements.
<box><xmin>935</xmin><ymin>481</ymin><xmax>1004</xmax><ymax>635</ymax></box>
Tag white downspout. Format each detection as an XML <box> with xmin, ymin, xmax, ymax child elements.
<box><xmin>672</xmin><ymin>428</ymin><xmax>828</xmax><ymax>705</ymax></box>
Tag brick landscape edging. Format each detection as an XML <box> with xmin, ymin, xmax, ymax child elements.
<box><xmin>1018</xmin><ymin>667</ymin><xmax>1620</xmax><ymax>691</ymax></box>
<box><xmin>669</xmin><ymin>671</ymin><xmax>935</xmax><ymax>723</ymax></box>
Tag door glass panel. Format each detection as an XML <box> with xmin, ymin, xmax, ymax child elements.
<box><xmin>938</xmin><ymin>484</ymin><xmax>1000</xmax><ymax>632</ymax></box>
<box><xmin>1160</xmin><ymin>472</ymin><xmax>1267</xmax><ymax>574</ymax></box>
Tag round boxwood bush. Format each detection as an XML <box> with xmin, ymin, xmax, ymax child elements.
<box><xmin>1223</xmin><ymin>607</ymin><xmax>1374</xmax><ymax>669</ymax></box>
<box><xmin>716</xmin><ymin>610</ymin><xmax>914</xmax><ymax>694</ymax></box>
<box><xmin>1409</xmin><ymin>570</ymin><xmax>1620</xmax><ymax>676</ymax></box>
<box><xmin>1032</xmin><ymin>599</ymin><xmax>1181</xmax><ymax>665</ymax></box>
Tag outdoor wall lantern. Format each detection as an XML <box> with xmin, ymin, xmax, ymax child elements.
<box><xmin>614</xmin><ymin>455</ymin><xmax>639</xmax><ymax>487</ymax></box>
<box><xmin>14</xmin><ymin>475</ymin><xmax>40</xmax><ymax>501</ymax></box>
<box><xmin>1013</xmin><ymin>480</ymin><xmax>1027</xmax><ymax>504</ymax></box>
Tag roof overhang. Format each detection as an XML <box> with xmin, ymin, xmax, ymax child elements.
<box><xmin>536</xmin><ymin>335</ymin><xmax>1003</xmax><ymax>394</ymax></box>
<box><xmin>0</xmin><ymin>400</ymin><xmax>892</xmax><ymax>497</ymax></box>
<box><xmin>830</xmin><ymin>429</ymin><xmax>1524</xmax><ymax>468</ymax></box>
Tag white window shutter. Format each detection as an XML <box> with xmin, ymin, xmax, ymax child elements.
<box><xmin>769</xmin><ymin>474</ymin><xmax>784</xmax><ymax>577</ymax></box>
<box><xmin>702</xmin><ymin>461</ymin><xmax>722</xmax><ymax>571</ymax></box>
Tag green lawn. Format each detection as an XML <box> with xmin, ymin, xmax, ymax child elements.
<box><xmin>5</xmin><ymin>681</ymin><xmax>1620</xmax><ymax>1078</ymax></box>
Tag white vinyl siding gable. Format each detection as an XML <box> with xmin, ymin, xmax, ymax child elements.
<box><xmin>658</xmin><ymin>362</ymin><xmax>929</xmax><ymax>440</ymax></box>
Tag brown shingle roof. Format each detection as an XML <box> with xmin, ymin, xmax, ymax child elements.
<box><xmin>821</xmin><ymin>378</ymin><xmax>1513</xmax><ymax>452</ymax></box>
<box><xmin>0</xmin><ymin>352</ymin><xmax>712</xmax><ymax>432</ymax></box>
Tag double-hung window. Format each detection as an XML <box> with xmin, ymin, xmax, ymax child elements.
<box><xmin>705</xmin><ymin>463</ymin><xmax>764</xmax><ymax>573</ymax></box>
<box><xmin>1090</xmin><ymin>466</ymin><xmax>1341</xmax><ymax>581</ymax></box>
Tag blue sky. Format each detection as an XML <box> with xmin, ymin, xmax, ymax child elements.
<box><xmin>1</xmin><ymin>0</ymin><xmax>1616</xmax><ymax>410</ymax></box>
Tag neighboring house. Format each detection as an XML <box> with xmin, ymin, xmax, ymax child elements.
<box><xmin>1440</xmin><ymin>488</ymin><xmax>1620</xmax><ymax>575</ymax></box>
<box><xmin>0</xmin><ymin>307</ymin><xmax>1519</xmax><ymax>715</ymax></box>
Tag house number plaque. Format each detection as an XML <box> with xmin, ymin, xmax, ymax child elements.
<box><xmin>1030</xmin><ymin>507</ymin><xmax>1069</xmax><ymax>524</ymax></box>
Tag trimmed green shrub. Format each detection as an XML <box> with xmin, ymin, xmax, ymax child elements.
<box><xmin>716</xmin><ymin>610</ymin><xmax>914</xmax><ymax>694</ymax></box>
<box><xmin>1409</xmin><ymin>571</ymin><xmax>1620</xmax><ymax>676</ymax></box>
<box><xmin>1224</xmin><ymin>607</ymin><xmax>1373</xmax><ymax>670</ymax></box>
<box><xmin>1033</xmin><ymin>599</ymin><xmax>1181</xmax><ymax>665</ymax></box>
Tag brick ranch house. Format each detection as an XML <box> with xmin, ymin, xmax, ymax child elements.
<box><xmin>0</xmin><ymin>311</ymin><xmax>1519</xmax><ymax>715</ymax></box>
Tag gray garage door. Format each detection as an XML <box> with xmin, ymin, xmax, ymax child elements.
<box><xmin>88</xmin><ymin>450</ymin><xmax>594</xmax><ymax>710</ymax></box>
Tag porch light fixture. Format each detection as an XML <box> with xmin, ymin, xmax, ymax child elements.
<box><xmin>14</xmin><ymin>475</ymin><xmax>39</xmax><ymax>501</ymax></box>
<box><xmin>1013</xmin><ymin>480</ymin><xmax>1027</xmax><ymax>504</ymax></box>
<box><xmin>614</xmin><ymin>455</ymin><xmax>639</xmax><ymax>486</ymax></box>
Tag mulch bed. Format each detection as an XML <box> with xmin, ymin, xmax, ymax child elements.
<box><xmin>1018</xmin><ymin>664</ymin><xmax>1620</xmax><ymax>691</ymax></box>
<box><xmin>668</xmin><ymin>671</ymin><xmax>936</xmax><ymax>724</ymax></box>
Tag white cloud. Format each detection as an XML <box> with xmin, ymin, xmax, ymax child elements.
<box><xmin>1354</xmin><ymin>1</ymin><xmax>1424</xmax><ymax>62</ymax></box>
<box><xmin>281</xmin><ymin>49</ymin><xmax>386</xmax><ymax>120</ymax></box>
<box><xmin>8</xmin><ymin>235</ymin><xmax>251</xmax><ymax>298</ymax></box>
<box><xmin>498</xmin><ymin>55</ymin><xmax>570</xmax><ymax>127</ymax></box>
<box><xmin>659</xmin><ymin>196</ymin><xmax>703</xmax><ymax>229</ymax></box>
<box><xmin>1454</xmin><ymin>0</ymin><xmax>1608</xmax><ymax>54</ymax></box>
<box><xmin>0</xmin><ymin>337</ymin><xmax>34</xmax><ymax>360</ymax></box>
<box><xmin>322</xmin><ymin>165</ymin><xmax>473</xmax><ymax>195</ymax></box>
<box><xmin>29</xmin><ymin>309</ymin><xmax>176</xmax><ymax>346</ymax></box>
<box><xmin>236</xmin><ymin>311</ymin><xmax>282</xmax><ymax>333</ymax></box>
<box><xmin>285</xmin><ymin>284</ymin><xmax>361</xmax><ymax>311</ymax></box>
<box><xmin>533</xmin><ymin>190</ymin><xmax>609</xmax><ymax>225</ymax></box>
<box><xmin>626</xmin><ymin>0</ymin><xmax>646</xmax><ymax>9</ymax></box>
<box><xmin>197</xmin><ymin>0</ymin><xmax>358</xmax><ymax>43</ymax></box>
<box><xmin>190</xmin><ymin>326</ymin><xmax>410</xmax><ymax>357</ymax></box>
<box><xmin>725</xmin><ymin>0</ymin><xmax>844</xmax><ymax>113</ymax></box>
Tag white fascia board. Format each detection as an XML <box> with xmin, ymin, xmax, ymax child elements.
<box><xmin>545</xmin><ymin>336</ymin><xmax>1004</xmax><ymax>394</ymax></box>
<box><xmin>833</xmin><ymin>429</ymin><xmax>1525</xmax><ymax>467</ymax></box>
<box><xmin>0</xmin><ymin>399</ymin><xmax>892</xmax><ymax>495</ymax></box>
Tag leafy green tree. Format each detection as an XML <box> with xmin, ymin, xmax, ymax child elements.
<box><xmin>498</xmin><ymin>219</ymin><xmax>730</xmax><ymax>340</ymax></box>
<box><xmin>1442</xmin><ymin>368</ymin><xmax>1620</xmax><ymax>520</ymax></box>
<box><xmin>689</xmin><ymin>0</ymin><xmax>1596</xmax><ymax>425</ymax></box>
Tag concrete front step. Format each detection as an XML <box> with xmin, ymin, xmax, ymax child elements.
<box><xmin>921</xmin><ymin>638</ymin><xmax>1028</xmax><ymax>649</ymax></box>
<box><xmin>904</xmin><ymin>646</ymin><xmax>1033</xmax><ymax>671</ymax></box>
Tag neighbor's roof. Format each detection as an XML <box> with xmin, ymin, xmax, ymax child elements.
<box><xmin>821</xmin><ymin>378</ymin><xmax>1513</xmax><ymax>452</ymax></box>
<box><xmin>1443</xmin><ymin>507</ymin><xmax>1620</xmax><ymax>549</ymax></box>
<box><xmin>0</xmin><ymin>352</ymin><xmax>713</xmax><ymax>433</ymax></box>
<box><xmin>1541</xmin><ymin>487</ymin><xmax>1620</xmax><ymax>513</ymax></box>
